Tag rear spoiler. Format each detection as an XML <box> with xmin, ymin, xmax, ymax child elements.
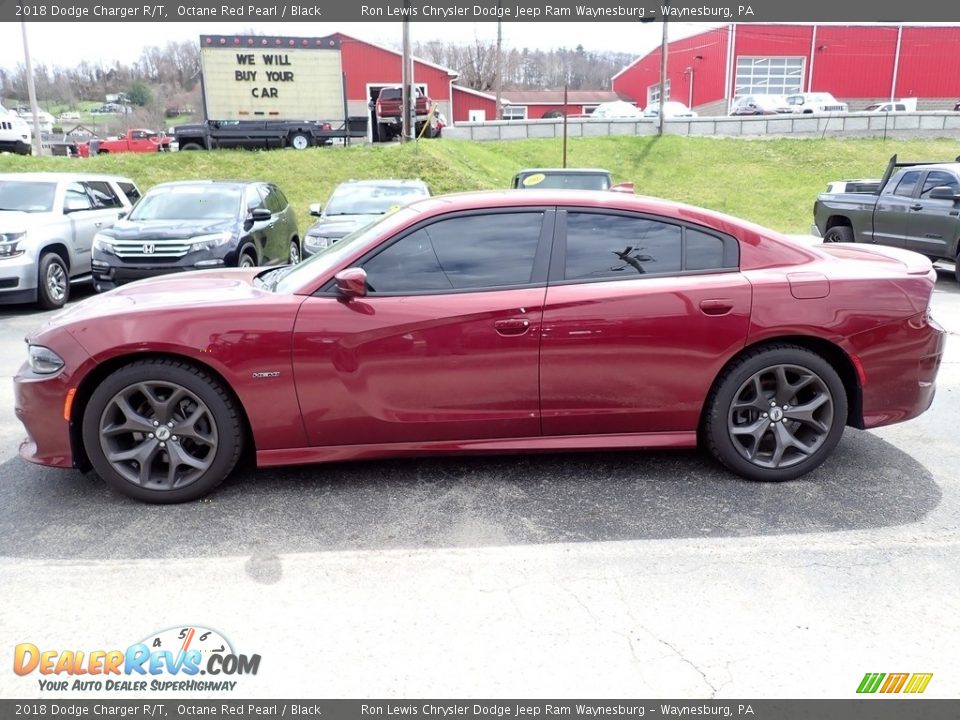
<box><xmin>876</xmin><ymin>153</ymin><xmax>960</xmax><ymax>194</ymax></box>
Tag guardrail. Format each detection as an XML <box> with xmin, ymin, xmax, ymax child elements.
<box><xmin>445</xmin><ymin>112</ymin><xmax>960</xmax><ymax>142</ymax></box>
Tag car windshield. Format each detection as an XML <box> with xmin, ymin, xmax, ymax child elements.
<box><xmin>271</xmin><ymin>207</ymin><xmax>419</xmax><ymax>294</ymax></box>
<box><xmin>129</xmin><ymin>185</ymin><xmax>240</xmax><ymax>221</ymax></box>
<box><xmin>324</xmin><ymin>185</ymin><xmax>428</xmax><ymax>216</ymax></box>
<box><xmin>0</xmin><ymin>181</ymin><xmax>57</xmax><ymax>212</ymax></box>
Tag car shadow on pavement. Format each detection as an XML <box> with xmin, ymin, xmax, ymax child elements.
<box><xmin>0</xmin><ymin>427</ymin><xmax>940</xmax><ymax>560</ymax></box>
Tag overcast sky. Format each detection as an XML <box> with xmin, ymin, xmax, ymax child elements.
<box><xmin>0</xmin><ymin>21</ymin><xmax>722</xmax><ymax>70</ymax></box>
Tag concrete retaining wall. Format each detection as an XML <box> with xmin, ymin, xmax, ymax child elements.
<box><xmin>445</xmin><ymin>112</ymin><xmax>960</xmax><ymax>142</ymax></box>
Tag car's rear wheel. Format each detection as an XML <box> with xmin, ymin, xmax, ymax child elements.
<box><xmin>289</xmin><ymin>239</ymin><xmax>301</xmax><ymax>265</ymax></box>
<box><xmin>179</xmin><ymin>143</ymin><xmax>202</xmax><ymax>151</ymax></box>
<box><xmin>823</xmin><ymin>225</ymin><xmax>854</xmax><ymax>243</ymax></box>
<box><xmin>37</xmin><ymin>252</ymin><xmax>69</xmax><ymax>310</ymax></box>
<box><xmin>704</xmin><ymin>345</ymin><xmax>847</xmax><ymax>481</ymax></box>
<box><xmin>82</xmin><ymin>360</ymin><xmax>242</xmax><ymax>503</ymax></box>
<box><xmin>238</xmin><ymin>250</ymin><xmax>257</xmax><ymax>268</ymax></box>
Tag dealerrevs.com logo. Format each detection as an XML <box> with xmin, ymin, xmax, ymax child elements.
<box><xmin>13</xmin><ymin>626</ymin><xmax>261</xmax><ymax>692</ymax></box>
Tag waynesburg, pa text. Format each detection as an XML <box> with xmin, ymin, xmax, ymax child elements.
<box><xmin>361</xmin><ymin>4</ymin><xmax>750</xmax><ymax>18</ymax></box>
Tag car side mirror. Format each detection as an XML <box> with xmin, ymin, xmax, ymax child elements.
<box><xmin>117</xmin><ymin>210</ymin><xmax>128</xmax><ymax>219</ymax></box>
<box><xmin>309</xmin><ymin>203</ymin><xmax>323</xmax><ymax>217</ymax></box>
<box><xmin>928</xmin><ymin>186</ymin><xmax>960</xmax><ymax>202</ymax></box>
<box><xmin>334</xmin><ymin>268</ymin><xmax>367</xmax><ymax>298</ymax></box>
<box><xmin>250</xmin><ymin>208</ymin><xmax>272</xmax><ymax>222</ymax></box>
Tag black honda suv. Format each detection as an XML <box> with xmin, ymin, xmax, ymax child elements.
<box><xmin>91</xmin><ymin>180</ymin><xmax>300</xmax><ymax>290</ymax></box>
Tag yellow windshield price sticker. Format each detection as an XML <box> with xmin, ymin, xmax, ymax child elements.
<box><xmin>522</xmin><ymin>173</ymin><xmax>546</xmax><ymax>186</ymax></box>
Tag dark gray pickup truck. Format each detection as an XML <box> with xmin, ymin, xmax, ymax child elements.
<box><xmin>814</xmin><ymin>154</ymin><xmax>960</xmax><ymax>281</ymax></box>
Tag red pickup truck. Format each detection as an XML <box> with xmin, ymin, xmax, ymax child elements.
<box><xmin>375</xmin><ymin>86</ymin><xmax>432</xmax><ymax>141</ymax></box>
<box><xmin>75</xmin><ymin>128</ymin><xmax>170</xmax><ymax>157</ymax></box>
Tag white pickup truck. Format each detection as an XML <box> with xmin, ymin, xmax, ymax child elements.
<box><xmin>0</xmin><ymin>173</ymin><xmax>141</xmax><ymax>308</ymax></box>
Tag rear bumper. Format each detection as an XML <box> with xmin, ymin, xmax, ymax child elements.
<box><xmin>856</xmin><ymin>310</ymin><xmax>946</xmax><ymax>429</ymax></box>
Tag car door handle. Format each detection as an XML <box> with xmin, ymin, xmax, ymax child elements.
<box><xmin>699</xmin><ymin>299</ymin><xmax>734</xmax><ymax>316</ymax></box>
<box><xmin>494</xmin><ymin>318</ymin><xmax>531</xmax><ymax>336</ymax></box>
<box><xmin>910</xmin><ymin>204</ymin><xmax>923</xmax><ymax>211</ymax></box>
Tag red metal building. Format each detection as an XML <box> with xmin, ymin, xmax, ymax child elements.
<box><xmin>613</xmin><ymin>24</ymin><xmax>960</xmax><ymax>115</ymax></box>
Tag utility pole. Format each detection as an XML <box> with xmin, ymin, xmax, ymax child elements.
<box><xmin>401</xmin><ymin>7</ymin><xmax>412</xmax><ymax>142</ymax></box>
<box><xmin>657</xmin><ymin>2</ymin><xmax>669</xmax><ymax>136</ymax></box>
<box><xmin>21</xmin><ymin>22</ymin><xmax>43</xmax><ymax>156</ymax></box>
<box><xmin>495</xmin><ymin>17</ymin><xmax>503</xmax><ymax>120</ymax></box>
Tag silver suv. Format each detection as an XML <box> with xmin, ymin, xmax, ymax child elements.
<box><xmin>0</xmin><ymin>173</ymin><xmax>140</xmax><ymax>308</ymax></box>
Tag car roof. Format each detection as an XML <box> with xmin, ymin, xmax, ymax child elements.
<box><xmin>150</xmin><ymin>180</ymin><xmax>256</xmax><ymax>190</ymax></box>
<box><xmin>514</xmin><ymin>168</ymin><xmax>612</xmax><ymax>175</ymax></box>
<box><xmin>334</xmin><ymin>179</ymin><xmax>429</xmax><ymax>189</ymax></box>
<box><xmin>403</xmin><ymin>190</ymin><xmax>739</xmax><ymax>228</ymax></box>
<box><xmin>0</xmin><ymin>172</ymin><xmax>136</xmax><ymax>183</ymax></box>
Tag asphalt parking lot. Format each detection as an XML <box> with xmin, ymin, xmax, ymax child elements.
<box><xmin>1</xmin><ymin>274</ymin><xmax>958</xmax><ymax>699</ymax></box>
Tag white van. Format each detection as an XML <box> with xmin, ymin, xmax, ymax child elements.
<box><xmin>0</xmin><ymin>103</ymin><xmax>31</xmax><ymax>155</ymax></box>
<box><xmin>786</xmin><ymin>92</ymin><xmax>848</xmax><ymax>114</ymax></box>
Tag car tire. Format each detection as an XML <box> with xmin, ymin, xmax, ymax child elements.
<box><xmin>955</xmin><ymin>252</ymin><xmax>960</xmax><ymax>286</ymax></box>
<box><xmin>238</xmin><ymin>249</ymin><xmax>257</xmax><ymax>268</ymax></box>
<box><xmin>289</xmin><ymin>239</ymin><xmax>301</xmax><ymax>265</ymax></box>
<box><xmin>703</xmin><ymin>344</ymin><xmax>847</xmax><ymax>482</ymax></box>
<box><xmin>823</xmin><ymin>225</ymin><xmax>854</xmax><ymax>243</ymax></box>
<box><xmin>37</xmin><ymin>252</ymin><xmax>69</xmax><ymax>310</ymax></box>
<box><xmin>289</xmin><ymin>132</ymin><xmax>311</xmax><ymax>150</ymax></box>
<box><xmin>81</xmin><ymin>359</ymin><xmax>243</xmax><ymax>503</ymax></box>
<box><xmin>179</xmin><ymin>143</ymin><xmax>203</xmax><ymax>151</ymax></box>
<box><xmin>378</xmin><ymin>123</ymin><xmax>392</xmax><ymax>142</ymax></box>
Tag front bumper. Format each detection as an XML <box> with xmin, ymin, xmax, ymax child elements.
<box><xmin>14</xmin><ymin>333</ymin><xmax>93</xmax><ymax>469</ymax></box>
<box><xmin>0</xmin><ymin>139</ymin><xmax>31</xmax><ymax>155</ymax></box>
<box><xmin>0</xmin><ymin>250</ymin><xmax>39</xmax><ymax>303</ymax></box>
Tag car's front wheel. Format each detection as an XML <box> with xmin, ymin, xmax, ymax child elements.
<box><xmin>704</xmin><ymin>345</ymin><xmax>847</xmax><ymax>481</ymax></box>
<box><xmin>82</xmin><ymin>360</ymin><xmax>243</xmax><ymax>503</ymax></box>
<box><xmin>37</xmin><ymin>252</ymin><xmax>69</xmax><ymax>310</ymax></box>
<box><xmin>289</xmin><ymin>239</ymin><xmax>301</xmax><ymax>264</ymax></box>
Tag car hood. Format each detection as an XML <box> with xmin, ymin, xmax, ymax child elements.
<box><xmin>35</xmin><ymin>269</ymin><xmax>267</xmax><ymax>332</ymax></box>
<box><xmin>307</xmin><ymin>214</ymin><xmax>379</xmax><ymax>238</ymax></box>
<box><xmin>0</xmin><ymin>210</ymin><xmax>52</xmax><ymax>232</ymax></box>
<box><xmin>103</xmin><ymin>217</ymin><xmax>237</xmax><ymax>240</ymax></box>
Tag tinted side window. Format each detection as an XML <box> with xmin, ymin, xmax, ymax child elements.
<box><xmin>362</xmin><ymin>212</ymin><xmax>543</xmax><ymax>293</ymax></box>
<box><xmin>686</xmin><ymin>228</ymin><xmax>726</xmax><ymax>271</ymax></box>
<box><xmin>63</xmin><ymin>182</ymin><xmax>93</xmax><ymax>212</ymax></box>
<box><xmin>245</xmin><ymin>186</ymin><xmax>266</xmax><ymax>212</ymax></box>
<box><xmin>84</xmin><ymin>181</ymin><xmax>123</xmax><ymax>209</ymax></box>
<box><xmin>118</xmin><ymin>182</ymin><xmax>141</xmax><ymax>203</ymax></box>
<box><xmin>920</xmin><ymin>171</ymin><xmax>960</xmax><ymax>198</ymax></box>
<box><xmin>564</xmin><ymin>213</ymin><xmax>682</xmax><ymax>280</ymax></box>
<box><xmin>264</xmin><ymin>186</ymin><xmax>287</xmax><ymax>213</ymax></box>
<box><xmin>891</xmin><ymin>171</ymin><xmax>921</xmax><ymax>198</ymax></box>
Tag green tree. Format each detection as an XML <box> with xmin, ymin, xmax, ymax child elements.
<box><xmin>126</xmin><ymin>81</ymin><xmax>152</xmax><ymax>107</ymax></box>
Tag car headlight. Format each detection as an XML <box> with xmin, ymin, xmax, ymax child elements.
<box><xmin>0</xmin><ymin>231</ymin><xmax>25</xmax><ymax>258</ymax></box>
<box><xmin>305</xmin><ymin>234</ymin><xmax>336</xmax><ymax>250</ymax></box>
<box><xmin>189</xmin><ymin>231</ymin><xmax>234</xmax><ymax>253</ymax></box>
<box><xmin>92</xmin><ymin>232</ymin><xmax>115</xmax><ymax>255</ymax></box>
<box><xmin>28</xmin><ymin>345</ymin><xmax>65</xmax><ymax>375</ymax></box>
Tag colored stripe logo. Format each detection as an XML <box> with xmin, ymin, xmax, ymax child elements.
<box><xmin>857</xmin><ymin>672</ymin><xmax>933</xmax><ymax>694</ymax></box>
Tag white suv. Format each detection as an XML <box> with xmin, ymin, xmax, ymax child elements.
<box><xmin>0</xmin><ymin>103</ymin><xmax>31</xmax><ymax>156</ymax></box>
<box><xmin>0</xmin><ymin>173</ymin><xmax>141</xmax><ymax>308</ymax></box>
<box><xmin>786</xmin><ymin>93</ymin><xmax>848</xmax><ymax>114</ymax></box>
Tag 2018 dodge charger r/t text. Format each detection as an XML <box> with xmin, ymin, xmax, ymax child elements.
<box><xmin>14</xmin><ymin>191</ymin><xmax>945</xmax><ymax>503</ymax></box>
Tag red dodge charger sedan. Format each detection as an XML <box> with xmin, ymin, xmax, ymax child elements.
<box><xmin>14</xmin><ymin>191</ymin><xmax>945</xmax><ymax>503</ymax></box>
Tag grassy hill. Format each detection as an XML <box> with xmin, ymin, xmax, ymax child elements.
<box><xmin>2</xmin><ymin>136</ymin><xmax>958</xmax><ymax>233</ymax></box>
